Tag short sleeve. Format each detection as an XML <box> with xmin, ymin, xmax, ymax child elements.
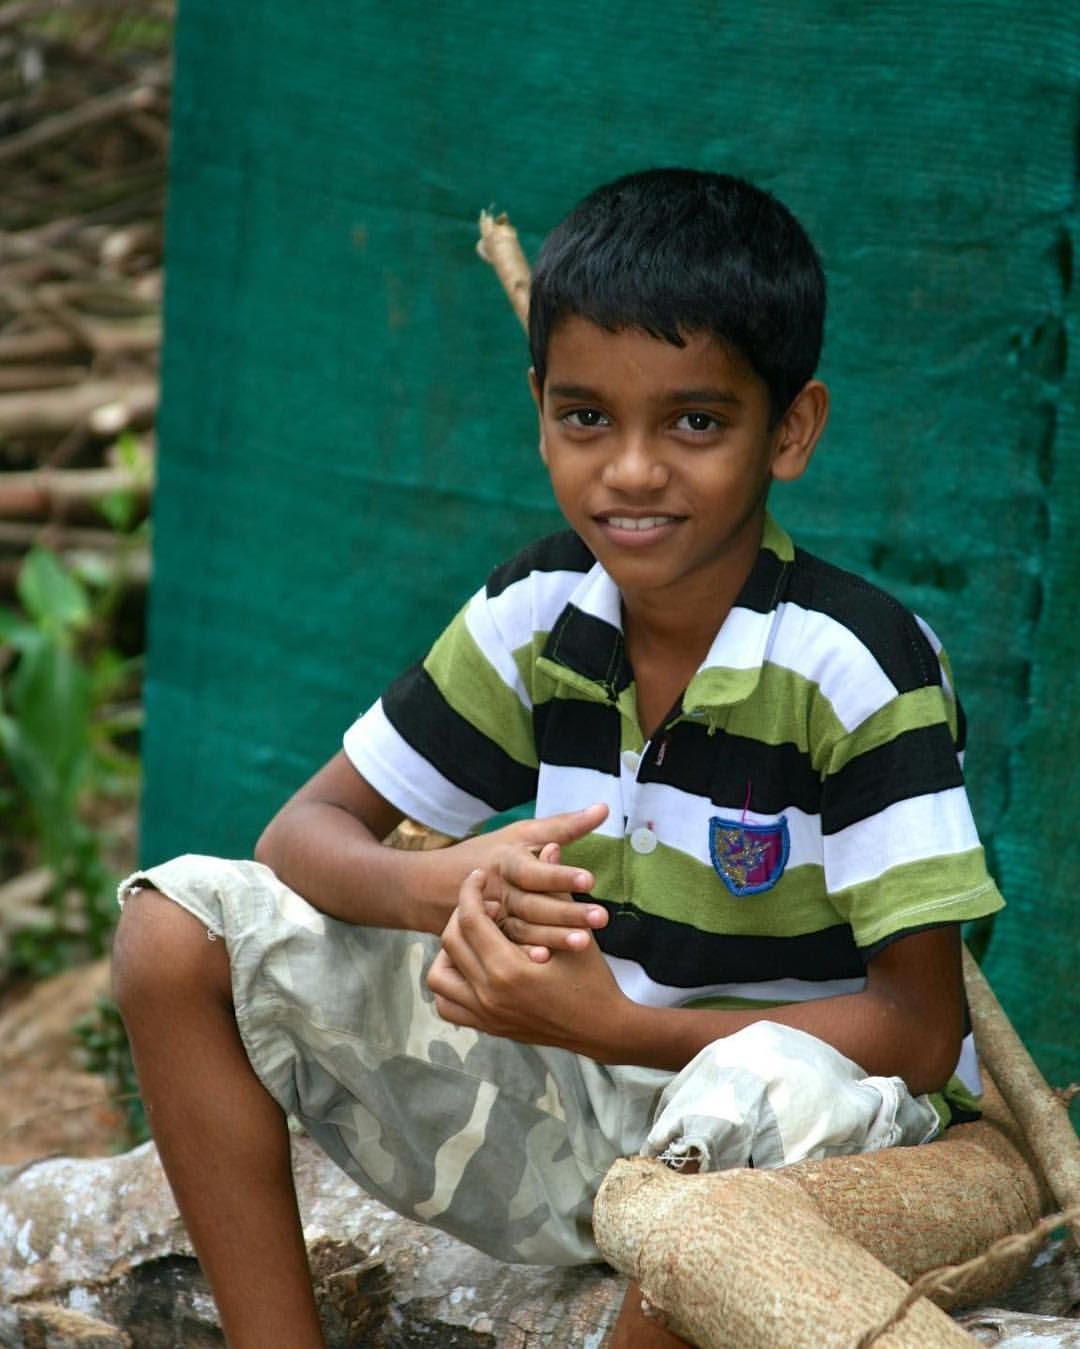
<box><xmin>820</xmin><ymin>668</ymin><xmax>1004</xmax><ymax>953</ymax></box>
<box><xmin>343</xmin><ymin>586</ymin><xmax>539</xmax><ymax>837</ymax></box>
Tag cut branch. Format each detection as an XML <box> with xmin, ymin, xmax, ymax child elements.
<box><xmin>0</xmin><ymin>463</ymin><xmax>152</xmax><ymax>518</ymax></box>
<box><xmin>477</xmin><ymin>210</ymin><xmax>531</xmax><ymax>330</ymax></box>
<box><xmin>962</xmin><ymin>945</ymin><xmax>1080</xmax><ymax>1237</ymax></box>
<box><xmin>0</xmin><ymin>78</ymin><xmax>167</xmax><ymax>168</ymax></box>
<box><xmin>0</xmin><ymin>377</ymin><xmax>156</xmax><ymax>437</ymax></box>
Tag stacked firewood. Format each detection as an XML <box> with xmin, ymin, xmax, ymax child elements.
<box><xmin>0</xmin><ymin>0</ymin><xmax>172</xmax><ymax>596</ymax></box>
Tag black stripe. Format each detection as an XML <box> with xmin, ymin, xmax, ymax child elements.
<box><xmin>860</xmin><ymin>919</ymin><xmax>962</xmax><ymax>961</ymax></box>
<box><xmin>822</xmin><ymin>722</ymin><xmax>965</xmax><ymax>834</ymax></box>
<box><xmin>485</xmin><ymin>530</ymin><xmax>594</xmax><ymax>599</ymax></box>
<box><xmin>733</xmin><ymin>542</ymin><xmax>788</xmax><ymax>614</ymax></box>
<box><xmin>542</xmin><ymin>605</ymin><xmax>633</xmax><ymax>696</ymax></box>
<box><xmin>588</xmin><ymin>902</ymin><xmax>865</xmax><ymax>986</ymax></box>
<box><xmin>641</xmin><ymin>721</ymin><xmax>822</xmax><ymax>816</ymax></box>
<box><xmin>382</xmin><ymin>664</ymin><xmax>537</xmax><ymax>811</ymax></box>
<box><xmin>955</xmin><ymin>696</ymin><xmax>968</xmax><ymax>754</ymax></box>
<box><xmin>533</xmin><ymin>696</ymin><xmax>622</xmax><ymax>774</ymax></box>
<box><xmin>786</xmin><ymin>550</ymin><xmax>943</xmax><ymax>694</ymax></box>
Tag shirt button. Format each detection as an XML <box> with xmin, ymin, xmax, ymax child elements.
<box><xmin>621</xmin><ymin>750</ymin><xmax>641</xmax><ymax>773</ymax></box>
<box><xmin>629</xmin><ymin>827</ymin><xmax>657</xmax><ymax>854</ymax></box>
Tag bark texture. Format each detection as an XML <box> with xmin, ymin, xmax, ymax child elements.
<box><xmin>593</xmin><ymin>1084</ymin><xmax>1054</xmax><ymax>1348</ymax></box>
<box><xmin>0</xmin><ymin>1135</ymin><xmax>620</xmax><ymax>1348</ymax></box>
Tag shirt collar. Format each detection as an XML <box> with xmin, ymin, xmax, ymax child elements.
<box><xmin>539</xmin><ymin>513</ymin><xmax>793</xmax><ymax>711</ymax></box>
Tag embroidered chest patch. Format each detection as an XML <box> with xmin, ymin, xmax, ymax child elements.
<box><xmin>708</xmin><ymin>816</ymin><xmax>790</xmax><ymax>896</ymax></box>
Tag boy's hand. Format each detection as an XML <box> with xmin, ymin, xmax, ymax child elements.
<box><xmin>427</xmin><ymin>866</ymin><xmax>627</xmax><ymax>1057</ymax></box>
<box><xmin>451</xmin><ymin>803</ymin><xmax>610</xmax><ymax>960</ymax></box>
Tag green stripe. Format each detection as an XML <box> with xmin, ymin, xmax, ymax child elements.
<box><xmin>719</xmin><ymin>663</ymin><xmax>846</xmax><ymax>761</ymax></box>
<box><xmin>826</xmin><ymin>685</ymin><xmax>954</xmax><ymax>774</ymax></box>
<box><xmin>512</xmin><ymin>630</ymin><xmax>551</xmax><ymax>702</ymax></box>
<box><xmin>937</xmin><ymin>645</ymin><xmax>960</xmax><ymax>742</ymax></box>
<box><xmin>762</xmin><ymin>511</ymin><xmax>794</xmax><ymax>562</ymax></box>
<box><xmin>425</xmin><ymin>609</ymin><xmax>537</xmax><ymax>769</ymax></box>
<box><xmin>563</xmin><ymin>834</ymin><xmax>835</xmax><ymax>937</ymax></box>
<box><xmin>830</xmin><ymin>850</ymin><xmax>1005</xmax><ymax>949</ymax></box>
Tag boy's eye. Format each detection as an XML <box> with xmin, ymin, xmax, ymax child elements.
<box><xmin>562</xmin><ymin>408</ymin><xmax>610</xmax><ymax>429</ymax></box>
<box><xmin>675</xmin><ymin>412</ymin><xmax>722</xmax><ymax>434</ymax></box>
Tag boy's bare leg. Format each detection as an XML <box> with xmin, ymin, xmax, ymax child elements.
<box><xmin>112</xmin><ymin>889</ymin><xmax>325</xmax><ymax>1349</ymax></box>
<box><xmin>609</xmin><ymin>1282</ymin><xmax>692</xmax><ymax>1347</ymax></box>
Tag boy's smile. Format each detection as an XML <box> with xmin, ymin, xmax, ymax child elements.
<box><xmin>530</xmin><ymin>317</ymin><xmax>825</xmax><ymax>638</ymax></box>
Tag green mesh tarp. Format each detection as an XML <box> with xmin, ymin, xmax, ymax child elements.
<box><xmin>144</xmin><ymin>2</ymin><xmax>1079</xmax><ymax>1085</ymax></box>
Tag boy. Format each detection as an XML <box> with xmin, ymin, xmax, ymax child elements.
<box><xmin>113</xmin><ymin>168</ymin><xmax>1004</xmax><ymax>1348</ymax></box>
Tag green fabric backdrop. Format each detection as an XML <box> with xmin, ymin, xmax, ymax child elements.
<box><xmin>143</xmin><ymin>2</ymin><xmax>1078</xmax><ymax>1086</ymax></box>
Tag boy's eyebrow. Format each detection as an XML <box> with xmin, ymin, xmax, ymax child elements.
<box><xmin>546</xmin><ymin>382</ymin><xmax>744</xmax><ymax>405</ymax></box>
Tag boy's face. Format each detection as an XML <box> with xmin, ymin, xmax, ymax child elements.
<box><xmin>530</xmin><ymin>317</ymin><xmax>822</xmax><ymax>617</ymax></box>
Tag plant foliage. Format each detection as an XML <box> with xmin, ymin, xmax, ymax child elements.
<box><xmin>0</xmin><ymin>543</ymin><xmax>142</xmax><ymax>975</ymax></box>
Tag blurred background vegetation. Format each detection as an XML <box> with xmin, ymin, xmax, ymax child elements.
<box><xmin>0</xmin><ymin>0</ymin><xmax>170</xmax><ymax>1150</ymax></box>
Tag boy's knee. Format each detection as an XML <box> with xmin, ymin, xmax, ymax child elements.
<box><xmin>112</xmin><ymin>887</ymin><xmax>230</xmax><ymax>1016</ymax></box>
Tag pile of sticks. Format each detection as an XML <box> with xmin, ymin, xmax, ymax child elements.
<box><xmin>0</xmin><ymin>0</ymin><xmax>172</xmax><ymax>594</ymax></box>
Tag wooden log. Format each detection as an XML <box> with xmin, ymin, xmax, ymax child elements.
<box><xmin>772</xmin><ymin>1078</ymin><xmax>1049</xmax><ymax>1306</ymax></box>
<box><xmin>593</xmin><ymin>1082</ymin><xmax>1051</xmax><ymax>1346</ymax></box>
<box><xmin>0</xmin><ymin>464</ymin><xmax>151</xmax><ymax>519</ymax></box>
<box><xmin>0</xmin><ymin>80</ymin><xmax>165</xmax><ymax>168</ymax></box>
<box><xmin>0</xmin><ymin>365</ymin><xmax>83</xmax><ymax>392</ymax></box>
<box><xmin>0</xmin><ymin>378</ymin><xmax>156</xmax><ymax>437</ymax></box>
<box><xmin>595</xmin><ymin>1161</ymin><xmax>976</xmax><ymax>1347</ymax></box>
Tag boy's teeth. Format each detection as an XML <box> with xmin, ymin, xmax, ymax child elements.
<box><xmin>607</xmin><ymin>515</ymin><xmax>674</xmax><ymax>531</ymax></box>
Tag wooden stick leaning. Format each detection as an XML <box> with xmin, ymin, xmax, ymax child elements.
<box><xmin>961</xmin><ymin>945</ymin><xmax>1080</xmax><ymax>1237</ymax></box>
<box><xmin>476</xmin><ymin>210</ymin><xmax>531</xmax><ymax>331</ymax></box>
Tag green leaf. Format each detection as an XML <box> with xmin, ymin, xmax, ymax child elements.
<box><xmin>16</xmin><ymin>549</ymin><xmax>91</xmax><ymax>634</ymax></box>
<box><xmin>97</xmin><ymin>488</ymin><xmax>137</xmax><ymax>533</ymax></box>
<box><xmin>7</xmin><ymin>637</ymin><xmax>91</xmax><ymax>821</ymax></box>
<box><xmin>0</xmin><ymin>606</ymin><xmax>38</xmax><ymax>650</ymax></box>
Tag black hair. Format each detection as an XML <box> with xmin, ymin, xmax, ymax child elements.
<box><xmin>528</xmin><ymin>168</ymin><xmax>825</xmax><ymax>422</ymax></box>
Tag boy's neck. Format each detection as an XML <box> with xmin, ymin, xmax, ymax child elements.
<box><xmin>619</xmin><ymin>520</ymin><xmax>766</xmax><ymax>738</ymax></box>
<box><xmin>619</xmin><ymin>516</ymin><xmax>765</xmax><ymax>660</ymax></box>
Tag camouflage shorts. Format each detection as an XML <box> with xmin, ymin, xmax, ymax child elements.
<box><xmin>118</xmin><ymin>856</ymin><xmax>940</xmax><ymax>1266</ymax></box>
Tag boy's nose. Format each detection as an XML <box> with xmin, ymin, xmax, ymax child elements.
<box><xmin>601</xmin><ymin>435</ymin><xmax>669</xmax><ymax>492</ymax></box>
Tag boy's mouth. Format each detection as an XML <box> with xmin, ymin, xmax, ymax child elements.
<box><xmin>601</xmin><ymin>514</ymin><xmax>680</xmax><ymax>531</ymax></box>
<box><xmin>593</xmin><ymin>512</ymin><xmax>684</xmax><ymax>547</ymax></box>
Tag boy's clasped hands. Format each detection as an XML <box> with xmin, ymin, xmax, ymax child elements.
<box><xmin>427</xmin><ymin>802</ymin><xmax>626</xmax><ymax>1055</ymax></box>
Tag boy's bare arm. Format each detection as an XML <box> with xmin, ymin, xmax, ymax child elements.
<box><xmin>431</xmin><ymin>879</ymin><xmax>965</xmax><ymax>1095</ymax></box>
<box><xmin>254</xmin><ymin>751</ymin><xmax>610</xmax><ymax>945</ymax></box>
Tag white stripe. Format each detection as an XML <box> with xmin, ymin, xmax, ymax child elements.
<box><xmin>914</xmin><ymin>614</ymin><xmax>955</xmax><ymax>701</ymax></box>
<box><xmin>566</xmin><ymin>561</ymin><xmax>623</xmax><ymax>626</ymax></box>
<box><xmin>536</xmin><ymin>766</ymin><xmax>825</xmax><ymax>874</ymax></box>
<box><xmin>627</xmin><ymin>781</ymin><xmax>823</xmax><ymax>872</ymax></box>
<box><xmin>824</xmin><ymin>786</ymin><xmax>981</xmax><ymax>892</ymax></box>
<box><xmin>343</xmin><ymin>700</ymin><xmax>493</xmax><ymax>837</ymax></box>
<box><xmin>702</xmin><ymin>605</ymin><xmax>774</xmax><ymax>673</ymax></box>
<box><xmin>605</xmin><ymin>955</ymin><xmax>865</xmax><ymax>1007</ymax></box>
<box><xmin>534</xmin><ymin>763</ymin><xmax>625</xmax><ymax>836</ymax></box>
<box><xmin>484</xmin><ymin>566</ymin><xmax>592</xmax><ymax>653</ymax></box>
<box><xmin>464</xmin><ymin>592</ymin><xmax>531</xmax><ymax>712</ymax></box>
<box><xmin>766</xmin><ymin>601</ymin><xmax>899</xmax><ymax>731</ymax></box>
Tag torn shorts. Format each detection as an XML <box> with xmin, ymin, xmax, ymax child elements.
<box><xmin>118</xmin><ymin>855</ymin><xmax>940</xmax><ymax>1266</ymax></box>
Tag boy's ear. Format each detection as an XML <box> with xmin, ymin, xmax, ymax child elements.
<box><xmin>770</xmin><ymin>380</ymin><xmax>829</xmax><ymax>483</ymax></box>
<box><xmin>528</xmin><ymin>368</ymin><xmax>548</xmax><ymax>465</ymax></box>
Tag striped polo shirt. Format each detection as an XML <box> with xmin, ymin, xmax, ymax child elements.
<box><xmin>345</xmin><ymin>514</ymin><xmax>1003</xmax><ymax>1105</ymax></box>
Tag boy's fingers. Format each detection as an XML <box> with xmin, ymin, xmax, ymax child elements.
<box><xmin>505</xmin><ymin>850</ymin><xmax>595</xmax><ymax>896</ymax></box>
<box><xmin>505</xmin><ymin>890</ymin><xmax>608</xmax><ymax>932</ymax></box>
<box><xmin>524</xmin><ymin>802</ymin><xmax>608</xmax><ymax>847</ymax></box>
<box><xmin>503</xmin><ymin>919</ymin><xmax>594</xmax><ymax>952</ymax></box>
